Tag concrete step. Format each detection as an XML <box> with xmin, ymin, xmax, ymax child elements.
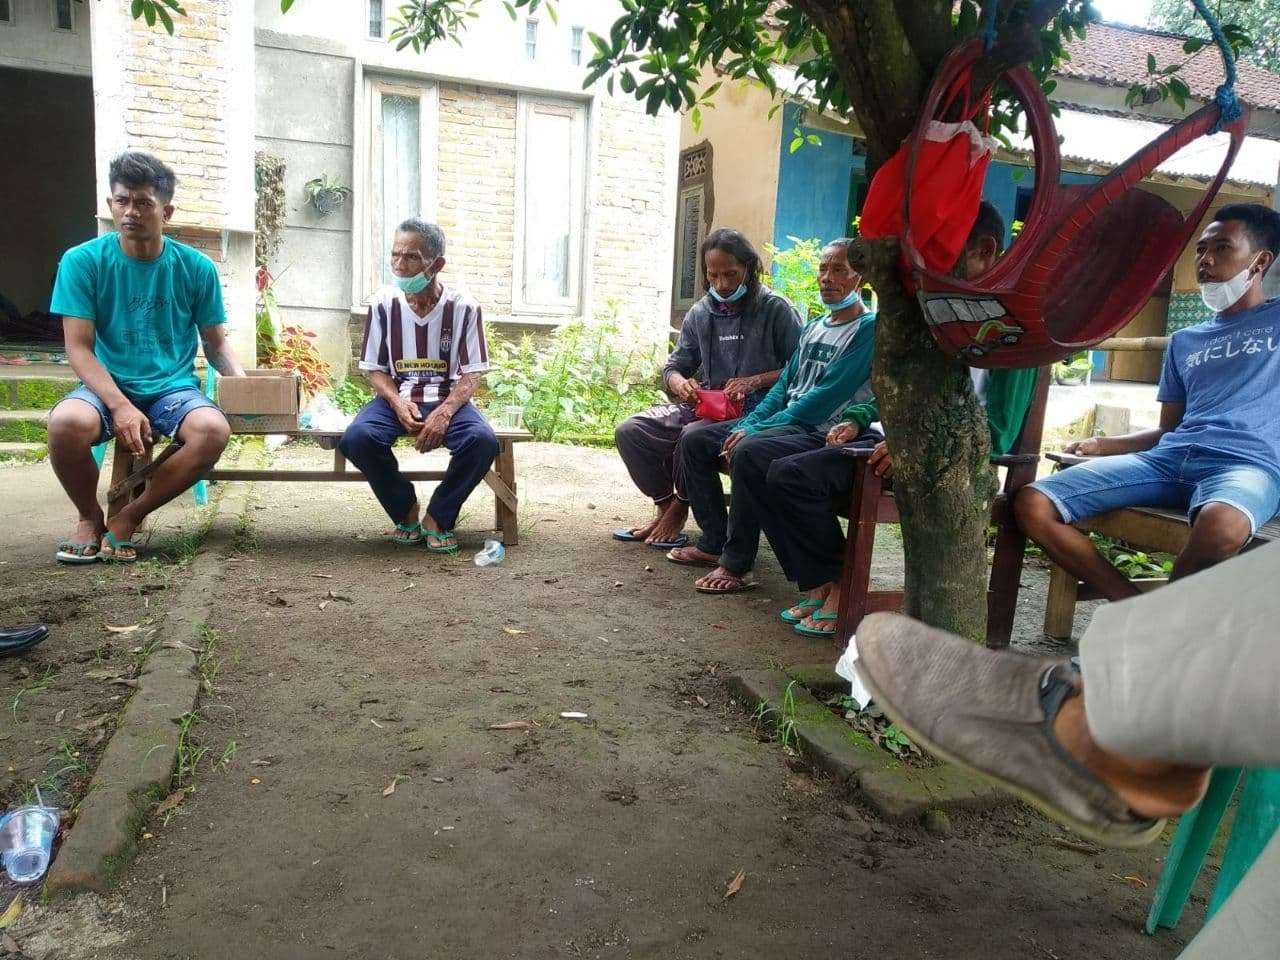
<box><xmin>0</xmin><ymin>363</ymin><xmax>78</xmax><ymax>411</ymax></box>
<box><xmin>0</xmin><ymin>409</ymin><xmax>50</xmax><ymax>443</ymax></box>
<box><xmin>0</xmin><ymin>441</ymin><xmax>49</xmax><ymax>463</ymax></box>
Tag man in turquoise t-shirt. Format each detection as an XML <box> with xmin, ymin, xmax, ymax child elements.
<box><xmin>47</xmin><ymin>151</ymin><xmax>246</xmax><ymax>564</ymax></box>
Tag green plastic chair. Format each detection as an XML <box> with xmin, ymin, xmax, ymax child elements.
<box><xmin>1146</xmin><ymin>767</ymin><xmax>1280</xmax><ymax>935</ymax></box>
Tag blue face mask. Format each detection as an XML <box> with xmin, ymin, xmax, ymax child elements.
<box><xmin>708</xmin><ymin>283</ymin><xmax>748</xmax><ymax>304</ymax></box>
<box><xmin>393</xmin><ymin>270</ymin><xmax>432</xmax><ymax>295</ymax></box>
<box><xmin>824</xmin><ymin>288</ymin><xmax>863</xmax><ymax>312</ymax></box>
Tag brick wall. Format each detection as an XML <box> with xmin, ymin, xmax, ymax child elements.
<box><xmin>121</xmin><ymin>0</ymin><xmax>230</xmax><ymax>229</ymax></box>
<box><xmin>435</xmin><ymin>83</ymin><xmax>518</xmax><ymax>315</ymax></box>
<box><xmin>591</xmin><ymin>95</ymin><xmax>673</xmax><ymax>339</ymax></box>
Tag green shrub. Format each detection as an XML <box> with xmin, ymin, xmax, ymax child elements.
<box><xmin>766</xmin><ymin>236</ymin><xmax>826</xmax><ymax>321</ymax></box>
<box><xmin>482</xmin><ymin>303</ymin><xmax>666</xmax><ymax>443</ymax></box>
<box><xmin>331</xmin><ymin>377</ymin><xmax>374</xmax><ymax>415</ymax></box>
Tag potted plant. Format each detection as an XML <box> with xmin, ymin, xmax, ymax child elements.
<box><xmin>1052</xmin><ymin>352</ymin><xmax>1093</xmax><ymax>386</ymax></box>
<box><xmin>304</xmin><ymin>174</ymin><xmax>351</xmax><ymax>216</ymax></box>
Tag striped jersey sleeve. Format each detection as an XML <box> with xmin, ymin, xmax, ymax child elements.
<box><xmin>358</xmin><ymin>301</ymin><xmax>390</xmax><ymax>373</ymax></box>
<box><xmin>456</xmin><ymin>302</ymin><xmax>490</xmax><ymax>375</ymax></box>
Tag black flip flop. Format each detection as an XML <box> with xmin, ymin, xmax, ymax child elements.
<box><xmin>0</xmin><ymin>624</ymin><xmax>49</xmax><ymax>659</ymax></box>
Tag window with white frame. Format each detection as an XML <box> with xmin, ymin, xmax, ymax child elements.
<box><xmin>524</xmin><ymin>18</ymin><xmax>538</xmax><ymax>59</ymax></box>
<box><xmin>53</xmin><ymin>0</ymin><xmax>73</xmax><ymax>31</ymax></box>
<box><xmin>368</xmin><ymin>0</ymin><xmax>384</xmax><ymax>38</ymax></box>
<box><xmin>360</xmin><ymin>78</ymin><xmax>439</xmax><ymax>301</ymax></box>
<box><xmin>513</xmin><ymin>96</ymin><xmax>587</xmax><ymax>315</ymax></box>
<box><xmin>570</xmin><ymin>26</ymin><xmax>583</xmax><ymax>65</ymax></box>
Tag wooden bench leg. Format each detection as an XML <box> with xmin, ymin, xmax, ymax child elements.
<box><xmin>106</xmin><ymin>440</ymin><xmax>142</xmax><ymax>521</ymax></box>
<box><xmin>1044</xmin><ymin>562</ymin><xmax>1079</xmax><ymax>640</ymax></box>
<box><xmin>836</xmin><ymin>460</ymin><xmax>883</xmax><ymax>638</ymax></box>
<box><xmin>494</xmin><ymin>441</ymin><xmax>518</xmax><ymax>546</ymax></box>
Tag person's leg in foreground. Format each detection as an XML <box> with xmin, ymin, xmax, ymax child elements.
<box><xmin>421</xmin><ymin>402</ymin><xmax>499</xmax><ymax>549</ymax></box>
<box><xmin>666</xmin><ymin>419</ymin><xmax>737</xmax><ymax>567</ymax></box>
<box><xmin>612</xmin><ymin>404</ymin><xmax>693</xmax><ymax>547</ymax></box>
<box><xmin>853</xmin><ymin>541</ymin><xmax>1280</xmax><ymax>846</ymax></box>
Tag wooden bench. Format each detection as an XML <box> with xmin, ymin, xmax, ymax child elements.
<box><xmin>1041</xmin><ymin>451</ymin><xmax>1280</xmax><ymax>638</ymax></box>
<box><xmin>106</xmin><ymin>427</ymin><xmax>533</xmax><ymax>544</ymax></box>
<box><xmin>836</xmin><ymin>368</ymin><xmax>1052</xmax><ymax>648</ymax></box>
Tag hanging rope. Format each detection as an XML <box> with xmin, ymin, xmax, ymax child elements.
<box><xmin>1191</xmin><ymin>0</ymin><xmax>1243</xmax><ymax>131</ymax></box>
<box><xmin>980</xmin><ymin>0</ymin><xmax>999</xmax><ymax>52</ymax></box>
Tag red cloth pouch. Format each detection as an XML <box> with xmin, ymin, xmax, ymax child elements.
<box><xmin>693</xmin><ymin>389</ymin><xmax>744</xmax><ymax>422</ymax></box>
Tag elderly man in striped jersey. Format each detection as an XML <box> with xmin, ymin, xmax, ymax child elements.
<box><xmin>339</xmin><ymin>219</ymin><xmax>499</xmax><ymax>553</ymax></box>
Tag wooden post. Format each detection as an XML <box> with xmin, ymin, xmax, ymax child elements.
<box><xmin>495</xmin><ymin>440</ymin><xmax>518</xmax><ymax>546</ymax></box>
<box><xmin>836</xmin><ymin>458</ymin><xmax>886</xmax><ymax>638</ymax></box>
<box><xmin>106</xmin><ymin>440</ymin><xmax>142</xmax><ymax>520</ymax></box>
<box><xmin>1044</xmin><ymin>563</ymin><xmax>1080</xmax><ymax>640</ymax></box>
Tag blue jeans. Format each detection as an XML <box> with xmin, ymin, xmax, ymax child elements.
<box><xmin>1031</xmin><ymin>442</ymin><xmax>1280</xmax><ymax>535</ymax></box>
<box><xmin>54</xmin><ymin>385</ymin><xmax>222</xmax><ymax>444</ymax></box>
<box><xmin>338</xmin><ymin>397</ymin><xmax>499</xmax><ymax>530</ymax></box>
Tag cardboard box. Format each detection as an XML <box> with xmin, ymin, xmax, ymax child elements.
<box><xmin>218</xmin><ymin>369</ymin><xmax>302</xmax><ymax>433</ymax></box>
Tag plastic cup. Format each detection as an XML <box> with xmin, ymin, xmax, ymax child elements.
<box><xmin>502</xmin><ymin>405</ymin><xmax>524</xmax><ymax>430</ymax></box>
<box><xmin>0</xmin><ymin>805</ymin><xmax>59</xmax><ymax>884</ymax></box>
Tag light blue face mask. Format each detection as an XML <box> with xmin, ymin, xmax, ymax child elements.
<box><xmin>708</xmin><ymin>283</ymin><xmax>748</xmax><ymax>304</ymax></box>
<box><xmin>823</xmin><ymin>288</ymin><xmax>863</xmax><ymax>312</ymax></box>
<box><xmin>393</xmin><ymin>270</ymin><xmax>433</xmax><ymax>295</ymax></box>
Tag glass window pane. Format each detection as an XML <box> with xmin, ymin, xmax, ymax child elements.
<box><xmin>525</xmin><ymin>19</ymin><xmax>537</xmax><ymax>59</ymax></box>
<box><xmin>523</xmin><ymin>110</ymin><xmax>573</xmax><ymax>303</ymax></box>
<box><xmin>369</xmin><ymin>0</ymin><xmax>383</xmax><ymax>37</ymax></box>
<box><xmin>570</xmin><ymin>26</ymin><xmax>583</xmax><ymax>65</ymax></box>
<box><xmin>55</xmin><ymin>0</ymin><xmax>72</xmax><ymax>29</ymax></box>
<box><xmin>381</xmin><ymin>95</ymin><xmax>421</xmax><ymax>286</ymax></box>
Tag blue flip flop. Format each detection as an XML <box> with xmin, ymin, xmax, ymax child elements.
<box><xmin>780</xmin><ymin>598</ymin><xmax>823</xmax><ymax>624</ymax></box>
<box><xmin>793</xmin><ymin>611</ymin><xmax>839</xmax><ymax>638</ymax></box>
<box><xmin>612</xmin><ymin>528</ymin><xmax>644</xmax><ymax>543</ymax></box>
<box><xmin>649</xmin><ymin>533</ymin><xmax>690</xmax><ymax>549</ymax></box>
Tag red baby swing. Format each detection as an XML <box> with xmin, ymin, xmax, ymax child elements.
<box><xmin>860</xmin><ymin>0</ymin><xmax>1249</xmax><ymax>367</ymax></box>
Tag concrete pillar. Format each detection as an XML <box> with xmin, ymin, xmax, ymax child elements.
<box><xmin>90</xmin><ymin>0</ymin><xmax>257</xmax><ymax>363</ymax></box>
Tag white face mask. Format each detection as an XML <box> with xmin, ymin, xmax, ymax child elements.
<box><xmin>1200</xmin><ymin>259</ymin><xmax>1259</xmax><ymax>314</ymax></box>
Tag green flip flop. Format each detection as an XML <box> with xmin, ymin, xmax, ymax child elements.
<box><xmin>779</xmin><ymin>598</ymin><xmax>823</xmax><ymax>624</ymax></box>
<box><xmin>424</xmin><ymin>529</ymin><xmax>459</xmax><ymax>554</ymax></box>
<box><xmin>793</xmin><ymin>611</ymin><xmax>839</xmax><ymax>638</ymax></box>
<box><xmin>386</xmin><ymin>522</ymin><xmax>423</xmax><ymax>545</ymax></box>
<box><xmin>99</xmin><ymin>530</ymin><xmax>138</xmax><ymax>565</ymax></box>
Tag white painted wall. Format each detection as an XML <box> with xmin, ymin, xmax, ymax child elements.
<box><xmin>0</xmin><ymin>0</ymin><xmax>92</xmax><ymax>75</ymax></box>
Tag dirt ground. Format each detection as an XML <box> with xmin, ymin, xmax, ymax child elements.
<box><xmin>0</xmin><ymin>443</ymin><xmax>1203</xmax><ymax>960</ymax></box>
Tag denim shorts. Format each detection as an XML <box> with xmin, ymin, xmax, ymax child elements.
<box><xmin>55</xmin><ymin>385</ymin><xmax>223</xmax><ymax>445</ymax></box>
<box><xmin>1031</xmin><ymin>443</ymin><xmax>1280</xmax><ymax>536</ymax></box>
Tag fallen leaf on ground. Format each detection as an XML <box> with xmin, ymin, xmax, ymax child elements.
<box><xmin>111</xmin><ymin>678</ymin><xmax>140</xmax><ymax>689</ymax></box>
<box><xmin>0</xmin><ymin>895</ymin><xmax>21</xmax><ymax>929</ymax></box>
<box><xmin>161</xmin><ymin>640</ymin><xmax>199</xmax><ymax>652</ymax></box>
<box><xmin>382</xmin><ymin>776</ymin><xmax>404</xmax><ymax>797</ymax></box>
<box><xmin>488</xmin><ymin>720</ymin><xmax>538</xmax><ymax>730</ymax></box>
<box><xmin>501</xmin><ymin>628</ymin><xmax>528</xmax><ymax>636</ymax></box>
<box><xmin>318</xmin><ymin>601</ymin><xmax>329</xmax><ymax>611</ymax></box>
<box><xmin>105</xmin><ymin>624</ymin><xmax>140</xmax><ymax>634</ymax></box>
<box><xmin>54</xmin><ymin>708</ymin><xmax>66</xmax><ymax>723</ymax></box>
<box><xmin>154</xmin><ymin>789</ymin><xmax>188</xmax><ymax>817</ymax></box>
<box><xmin>250</xmin><ymin>758</ymin><xmax>274</xmax><ymax>767</ymax></box>
<box><xmin>723</xmin><ymin>870</ymin><xmax>746</xmax><ymax>900</ymax></box>
<box><xmin>695</xmin><ymin>696</ymin><xmax>709</xmax><ymax>709</ymax></box>
<box><xmin>1113</xmin><ymin>874</ymin><xmax>1148</xmax><ymax>888</ymax></box>
<box><xmin>431</xmin><ymin>777</ymin><xmax>447</xmax><ymax>784</ymax></box>
<box><xmin>310</xmin><ymin>574</ymin><xmax>334</xmax><ymax>579</ymax></box>
<box><xmin>326</xmin><ymin>590</ymin><xmax>354</xmax><ymax>602</ymax></box>
<box><xmin>250</xmin><ymin>778</ymin><xmax>262</xmax><ymax>785</ymax></box>
<box><xmin>84</xmin><ymin>669</ymin><xmax>119</xmax><ymax>681</ymax></box>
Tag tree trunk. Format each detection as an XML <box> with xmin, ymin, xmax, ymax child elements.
<box><xmin>855</xmin><ymin>240</ymin><xmax>996</xmax><ymax>640</ymax></box>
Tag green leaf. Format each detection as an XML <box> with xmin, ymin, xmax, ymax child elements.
<box><xmin>144</xmin><ymin>3</ymin><xmax>156</xmax><ymax>27</ymax></box>
<box><xmin>280</xmin><ymin>0</ymin><xmax>294</xmax><ymax>11</ymax></box>
<box><xmin>789</xmin><ymin>136</ymin><xmax>803</xmax><ymax>153</ymax></box>
<box><xmin>1147</xmin><ymin>52</ymin><xmax>1158</xmax><ymax>74</ymax></box>
<box><xmin>155</xmin><ymin>1</ymin><xmax>173</xmax><ymax>32</ymax></box>
<box><xmin>503</xmin><ymin>1</ymin><xmax>516</xmax><ymax>19</ymax></box>
<box><xmin>1182</xmin><ymin>37</ymin><xmax>1207</xmax><ymax>54</ymax></box>
<box><xmin>132</xmin><ymin>0</ymin><xmax>144</xmax><ymax>18</ymax></box>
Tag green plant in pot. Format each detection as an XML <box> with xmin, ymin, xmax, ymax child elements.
<box><xmin>1053</xmin><ymin>351</ymin><xmax>1093</xmax><ymax>386</ymax></box>
<box><xmin>304</xmin><ymin>174</ymin><xmax>352</xmax><ymax>216</ymax></box>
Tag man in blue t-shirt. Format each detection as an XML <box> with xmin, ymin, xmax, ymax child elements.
<box><xmin>47</xmin><ymin>151</ymin><xmax>246</xmax><ymax>565</ymax></box>
<box><xmin>1017</xmin><ymin>203</ymin><xmax>1280</xmax><ymax>601</ymax></box>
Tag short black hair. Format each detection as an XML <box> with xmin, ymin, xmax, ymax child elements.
<box><xmin>396</xmin><ymin>218</ymin><xmax>446</xmax><ymax>260</ymax></box>
<box><xmin>1213</xmin><ymin>203</ymin><xmax>1280</xmax><ymax>262</ymax></box>
<box><xmin>108</xmin><ymin>151</ymin><xmax>177</xmax><ymax>203</ymax></box>
<box><xmin>969</xmin><ymin>201</ymin><xmax>1006</xmax><ymax>254</ymax></box>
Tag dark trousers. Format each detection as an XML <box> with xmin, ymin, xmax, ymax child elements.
<box><xmin>762</xmin><ymin>438</ymin><xmax>879</xmax><ymax>591</ymax></box>
<box><xmin>682</xmin><ymin>422</ymin><xmax>828</xmax><ymax>574</ymax></box>
<box><xmin>614</xmin><ymin>403</ymin><xmax>703</xmax><ymax>504</ymax></box>
<box><xmin>338</xmin><ymin>397</ymin><xmax>499</xmax><ymax>530</ymax></box>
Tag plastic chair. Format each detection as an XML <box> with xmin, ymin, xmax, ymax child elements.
<box><xmin>1146</xmin><ymin>767</ymin><xmax>1280</xmax><ymax>934</ymax></box>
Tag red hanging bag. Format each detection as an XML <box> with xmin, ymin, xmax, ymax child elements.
<box><xmin>693</xmin><ymin>388</ymin><xmax>744</xmax><ymax>422</ymax></box>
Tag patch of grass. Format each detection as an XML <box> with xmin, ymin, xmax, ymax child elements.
<box><xmin>174</xmin><ymin>711</ymin><xmax>208</xmax><ymax>785</ymax></box>
<box><xmin>196</xmin><ymin>624</ymin><xmax>221</xmax><ymax>694</ymax></box>
<box><xmin>752</xmin><ymin>680</ymin><xmax>802</xmax><ymax>753</ymax></box>
<box><xmin>11</xmin><ymin>664</ymin><xmax>58</xmax><ymax>724</ymax></box>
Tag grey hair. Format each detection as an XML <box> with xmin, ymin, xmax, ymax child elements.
<box><xmin>396</xmin><ymin>218</ymin><xmax>446</xmax><ymax>260</ymax></box>
<box><xmin>824</xmin><ymin>237</ymin><xmax>856</xmax><ymax>267</ymax></box>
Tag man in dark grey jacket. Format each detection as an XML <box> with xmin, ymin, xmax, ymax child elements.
<box><xmin>613</xmin><ymin>229</ymin><xmax>802</xmax><ymax>548</ymax></box>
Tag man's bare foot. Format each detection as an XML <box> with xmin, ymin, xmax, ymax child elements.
<box><xmin>695</xmin><ymin>565</ymin><xmax>755</xmax><ymax>593</ymax></box>
<box><xmin>56</xmin><ymin>513</ymin><xmax>106</xmax><ymax>562</ymax></box>
<box><xmin>645</xmin><ymin>500</ymin><xmax>689</xmax><ymax>545</ymax></box>
<box><xmin>1053</xmin><ymin>692</ymin><xmax>1210</xmax><ymax>819</ymax></box>
<box><xmin>387</xmin><ymin>503</ymin><xmax>423</xmax><ymax>544</ymax></box>
<box><xmin>666</xmin><ymin>545</ymin><xmax>719</xmax><ymax>567</ymax></box>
